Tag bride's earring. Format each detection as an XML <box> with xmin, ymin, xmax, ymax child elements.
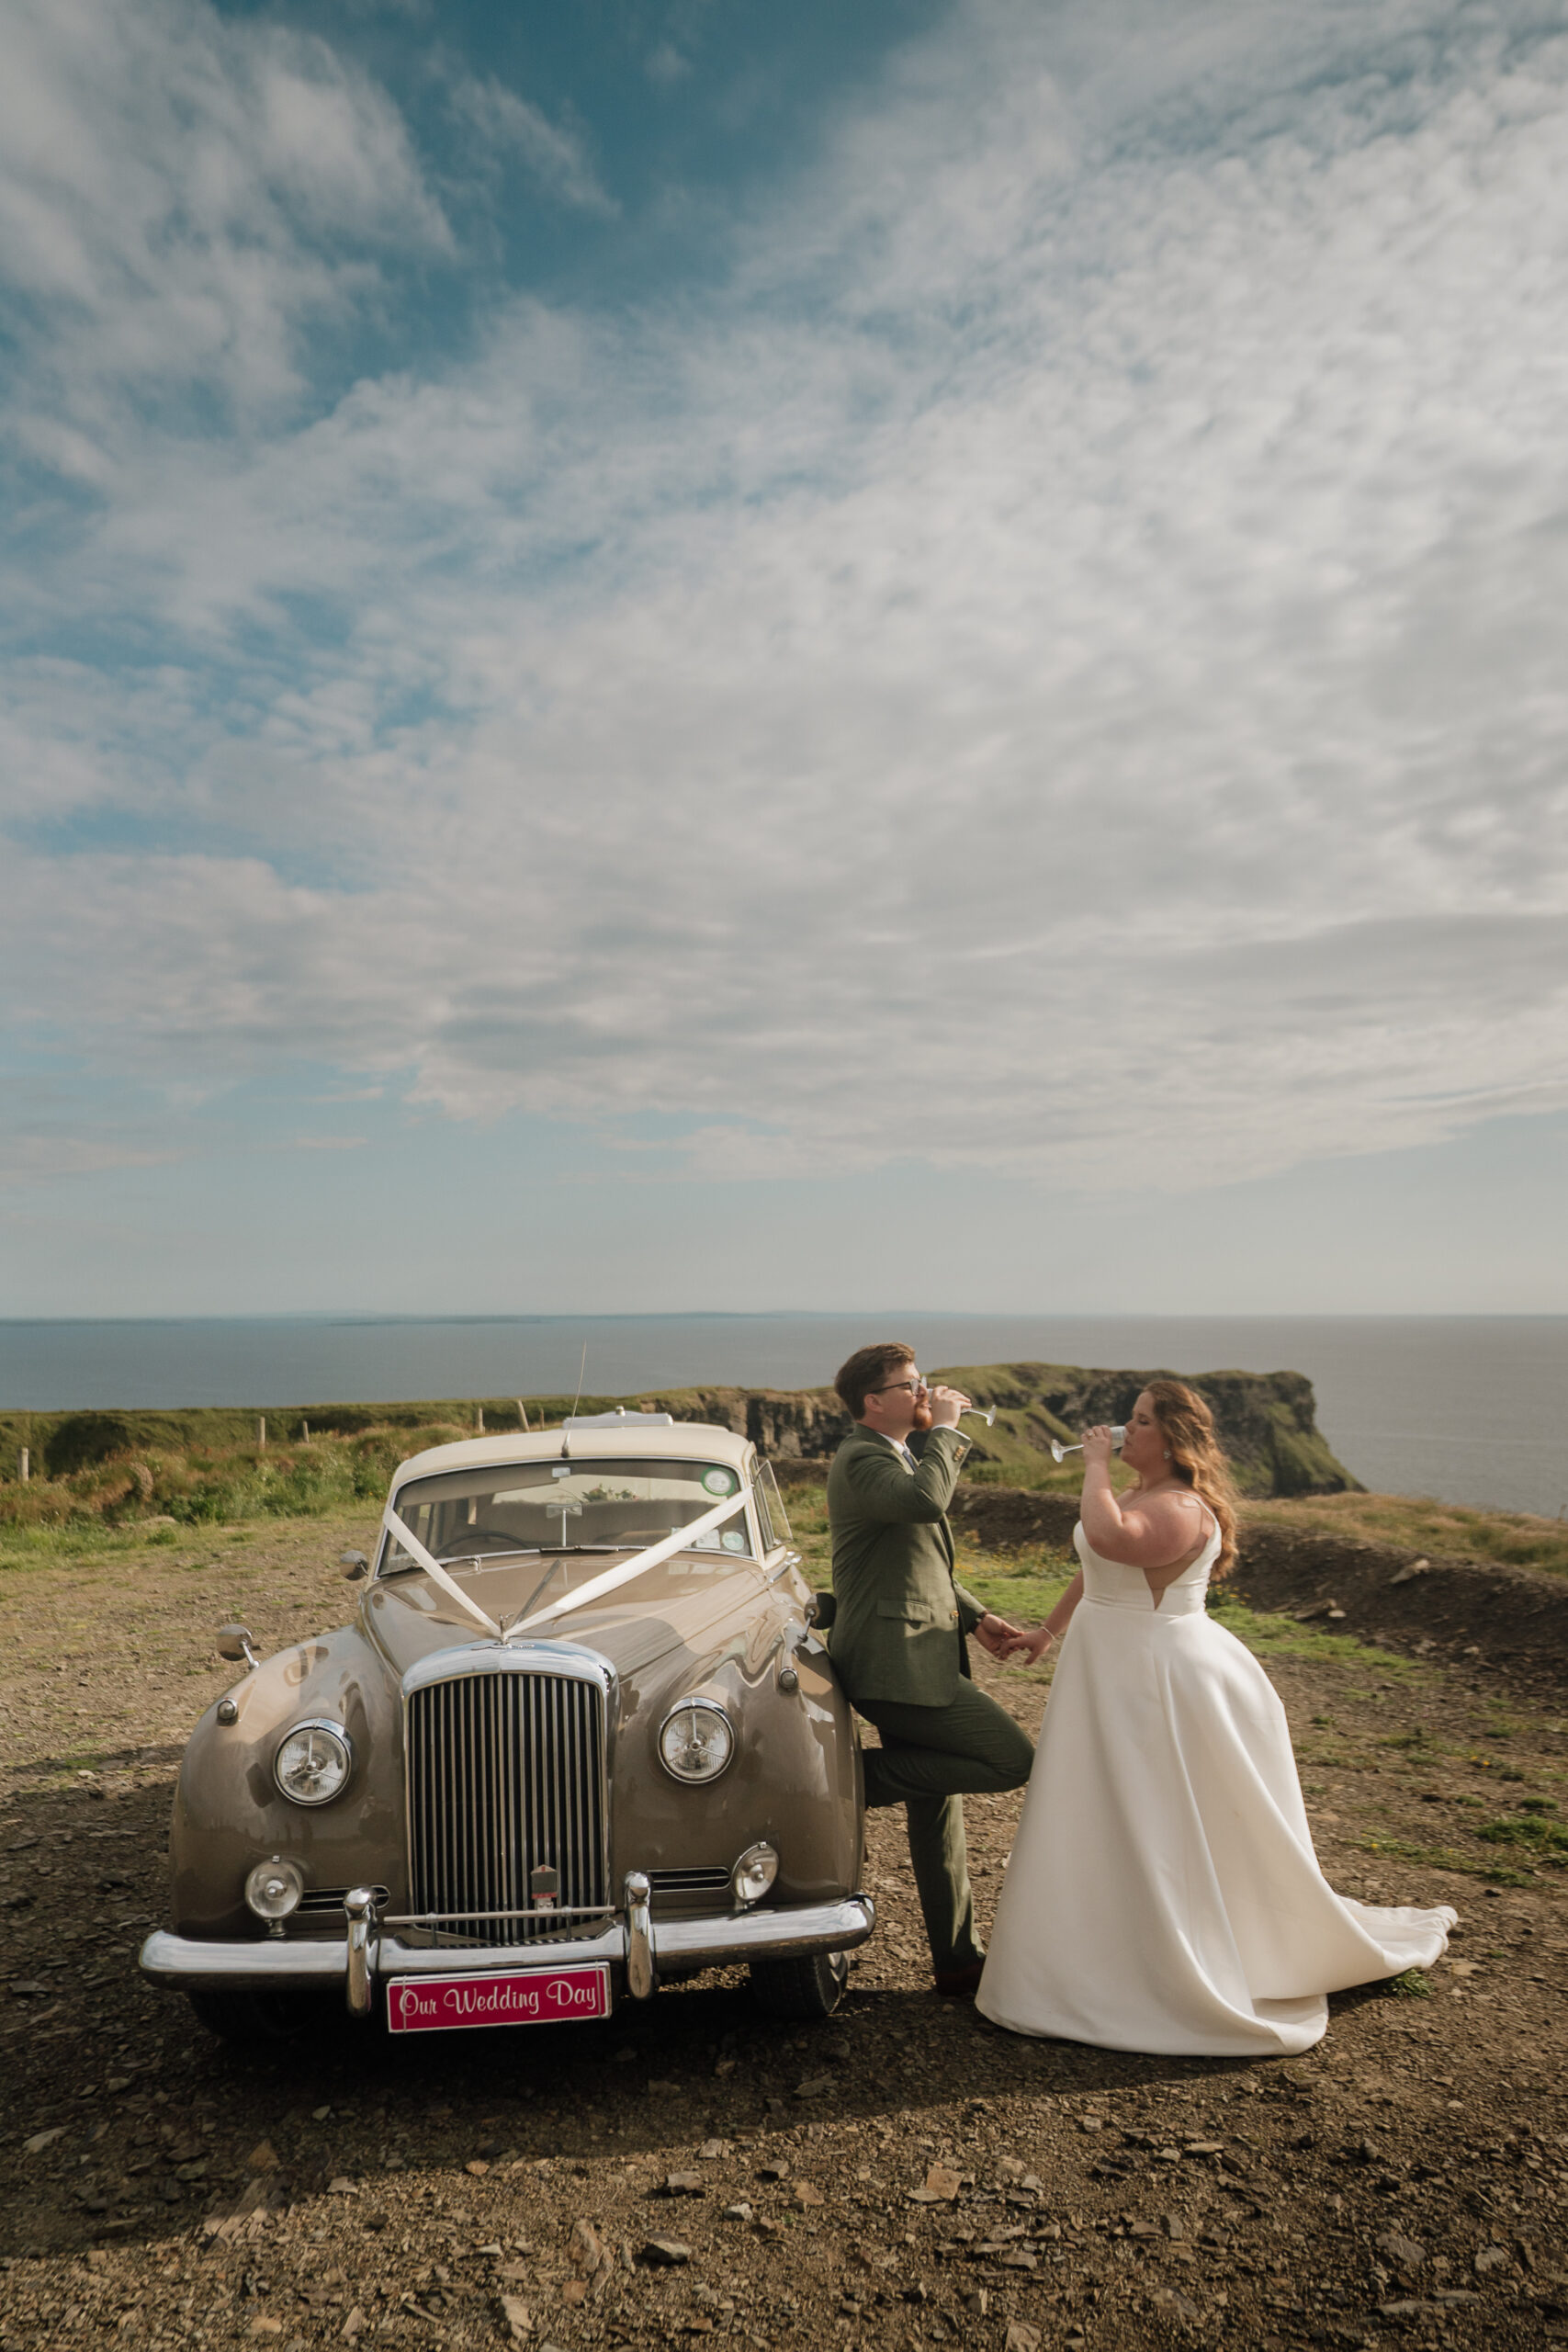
<box><xmin>1163</xmin><ymin>1451</ymin><xmax>1171</xmax><ymax>1461</ymax></box>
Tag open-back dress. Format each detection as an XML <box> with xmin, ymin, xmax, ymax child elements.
<box><xmin>976</xmin><ymin>1519</ymin><xmax>1456</xmax><ymax>2055</ymax></box>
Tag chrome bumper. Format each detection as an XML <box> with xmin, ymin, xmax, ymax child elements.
<box><xmin>139</xmin><ymin>1888</ymin><xmax>875</xmax><ymax>2018</ymax></box>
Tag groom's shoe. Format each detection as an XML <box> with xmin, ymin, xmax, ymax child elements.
<box><xmin>933</xmin><ymin>1961</ymin><xmax>986</xmax><ymax>2000</ymax></box>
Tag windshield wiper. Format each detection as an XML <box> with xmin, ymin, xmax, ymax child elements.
<box><xmin>537</xmin><ymin>1544</ymin><xmax>644</xmax><ymax>1554</ymax></box>
<box><xmin>433</xmin><ymin>1547</ymin><xmax>543</xmax><ymax>1566</ymax></box>
<box><xmin>506</xmin><ymin>1545</ymin><xmax>659</xmax><ymax>1625</ymax></box>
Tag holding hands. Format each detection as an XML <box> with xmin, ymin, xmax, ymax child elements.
<box><xmin>974</xmin><ymin>1607</ymin><xmax>1029</xmax><ymax>1659</ymax></box>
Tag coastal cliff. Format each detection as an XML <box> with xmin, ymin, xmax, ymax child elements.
<box><xmin>734</xmin><ymin>1362</ymin><xmax>1359</xmax><ymax>1498</ymax></box>
<box><xmin>0</xmin><ymin>1359</ymin><xmax>1357</xmax><ymax>1513</ymax></box>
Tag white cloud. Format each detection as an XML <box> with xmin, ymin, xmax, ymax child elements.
<box><xmin>0</xmin><ymin>0</ymin><xmax>448</xmax><ymax>424</ymax></box>
<box><xmin>444</xmin><ymin>71</ymin><xmax>616</xmax><ymax>216</ymax></box>
<box><xmin>3</xmin><ymin>0</ymin><xmax>1568</xmax><ymax>1198</ymax></box>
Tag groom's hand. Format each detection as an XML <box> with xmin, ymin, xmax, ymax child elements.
<box><xmin>974</xmin><ymin>1610</ymin><xmax>1023</xmax><ymax>1658</ymax></box>
<box><xmin>927</xmin><ymin>1384</ymin><xmax>970</xmax><ymax>1429</ymax></box>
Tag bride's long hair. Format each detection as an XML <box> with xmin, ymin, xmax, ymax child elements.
<box><xmin>1145</xmin><ymin>1379</ymin><xmax>1240</xmax><ymax>1579</ymax></box>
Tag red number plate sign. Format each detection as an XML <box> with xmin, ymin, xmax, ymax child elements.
<box><xmin>386</xmin><ymin>1962</ymin><xmax>611</xmax><ymax>2033</ymax></box>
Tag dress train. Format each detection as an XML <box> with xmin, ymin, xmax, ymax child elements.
<box><xmin>976</xmin><ymin>1524</ymin><xmax>1455</xmax><ymax>2056</ymax></box>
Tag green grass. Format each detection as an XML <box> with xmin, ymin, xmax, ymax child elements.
<box><xmin>956</xmin><ymin>1552</ymin><xmax>1426</xmax><ymax>1681</ymax></box>
<box><xmin>6</xmin><ymin>1373</ymin><xmax>1564</xmax><ymax>1582</ymax></box>
<box><xmin>1477</xmin><ymin>1815</ymin><xmax>1568</xmax><ymax>1858</ymax></box>
<box><xmin>1245</xmin><ymin>1489</ymin><xmax>1568</xmax><ymax>1578</ymax></box>
<box><xmin>0</xmin><ymin>1518</ymin><xmax>175</xmax><ymax>1575</ymax></box>
<box><xmin>1352</xmin><ymin>1833</ymin><xmax>1533</xmax><ymax>1886</ymax></box>
<box><xmin>1206</xmin><ymin>1596</ymin><xmax>1419</xmax><ymax>1676</ymax></box>
<box><xmin>0</xmin><ymin>1425</ymin><xmax>455</xmax><ymax>1543</ymax></box>
<box><xmin>0</xmin><ymin>1358</ymin><xmax>1366</xmax><ymax>1532</ymax></box>
<box><xmin>964</xmin><ymin>1562</ymin><xmax>1077</xmax><ymax>1631</ymax></box>
<box><xmin>1350</xmin><ymin>1800</ymin><xmax>1568</xmax><ymax>1883</ymax></box>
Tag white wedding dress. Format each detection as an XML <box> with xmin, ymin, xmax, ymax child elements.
<box><xmin>976</xmin><ymin>1520</ymin><xmax>1456</xmax><ymax>2056</ymax></box>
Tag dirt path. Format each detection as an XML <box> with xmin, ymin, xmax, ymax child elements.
<box><xmin>3</xmin><ymin>1520</ymin><xmax>1567</xmax><ymax>2352</ymax></box>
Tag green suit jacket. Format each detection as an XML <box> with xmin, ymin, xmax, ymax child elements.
<box><xmin>826</xmin><ymin>1422</ymin><xmax>985</xmax><ymax>1708</ymax></box>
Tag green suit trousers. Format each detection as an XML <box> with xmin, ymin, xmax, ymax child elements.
<box><xmin>856</xmin><ymin>1680</ymin><xmax>1034</xmax><ymax>1973</ymax></box>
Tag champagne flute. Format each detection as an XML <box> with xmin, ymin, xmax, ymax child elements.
<box><xmin>960</xmin><ymin>1404</ymin><xmax>998</xmax><ymax>1428</ymax></box>
<box><xmin>1050</xmin><ymin>1422</ymin><xmax>1125</xmax><ymax>1464</ymax></box>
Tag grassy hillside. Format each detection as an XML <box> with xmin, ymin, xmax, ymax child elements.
<box><xmin>0</xmin><ymin>1358</ymin><xmax>1354</xmax><ymax>1537</ymax></box>
<box><xmin>920</xmin><ymin>1361</ymin><xmax>1356</xmax><ymax>1498</ymax></box>
<box><xmin>774</xmin><ymin>1476</ymin><xmax>1568</xmax><ymax>1595</ymax></box>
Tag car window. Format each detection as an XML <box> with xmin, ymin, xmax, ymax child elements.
<box><xmin>752</xmin><ymin>1467</ymin><xmax>774</xmax><ymax>1552</ymax></box>
<box><xmin>382</xmin><ymin>1457</ymin><xmax>754</xmax><ymax>1572</ymax></box>
<box><xmin>756</xmin><ymin>1460</ymin><xmax>793</xmax><ymax>1548</ymax></box>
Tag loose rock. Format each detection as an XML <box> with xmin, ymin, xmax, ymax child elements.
<box><xmin>908</xmin><ymin>2163</ymin><xmax>962</xmax><ymax>2204</ymax></box>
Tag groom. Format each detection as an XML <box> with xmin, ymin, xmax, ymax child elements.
<box><xmin>827</xmin><ymin>1343</ymin><xmax>1034</xmax><ymax>1997</ymax></box>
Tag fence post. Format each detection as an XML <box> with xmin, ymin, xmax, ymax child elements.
<box><xmin>516</xmin><ymin>1400</ymin><xmax>529</xmax><ymax>1431</ymax></box>
<box><xmin>18</xmin><ymin>1448</ymin><xmax>28</xmax><ymax>1484</ymax></box>
<box><xmin>257</xmin><ymin>1416</ymin><xmax>266</xmax><ymax>1448</ymax></box>
<box><xmin>477</xmin><ymin>1407</ymin><xmax>486</xmax><ymax>1434</ymax></box>
<box><xmin>302</xmin><ymin>1419</ymin><xmax>310</xmax><ymax>1443</ymax></box>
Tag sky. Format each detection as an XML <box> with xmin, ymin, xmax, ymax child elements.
<box><xmin>2</xmin><ymin>0</ymin><xmax>1566</xmax><ymax>1318</ymax></box>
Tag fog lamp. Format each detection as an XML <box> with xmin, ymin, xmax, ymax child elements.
<box><xmin>274</xmin><ymin>1719</ymin><xmax>353</xmax><ymax>1805</ymax></box>
<box><xmin>731</xmin><ymin>1841</ymin><xmax>779</xmax><ymax>1907</ymax></box>
<box><xmin>244</xmin><ymin>1856</ymin><xmax>304</xmax><ymax>1925</ymax></box>
<box><xmin>658</xmin><ymin>1699</ymin><xmax>734</xmax><ymax>1783</ymax></box>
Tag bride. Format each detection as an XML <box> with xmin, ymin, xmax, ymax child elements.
<box><xmin>976</xmin><ymin>1381</ymin><xmax>1456</xmax><ymax>2055</ymax></box>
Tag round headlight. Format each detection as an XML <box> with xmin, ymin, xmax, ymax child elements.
<box><xmin>658</xmin><ymin>1699</ymin><xmax>734</xmax><ymax>1784</ymax></box>
<box><xmin>731</xmin><ymin>1840</ymin><xmax>779</xmax><ymax>1907</ymax></box>
<box><xmin>273</xmin><ymin>1719</ymin><xmax>353</xmax><ymax>1806</ymax></box>
<box><xmin>244</xmin><ymin>1856</ymin><xmax>304</xmax><ymax>1923</ymax></box>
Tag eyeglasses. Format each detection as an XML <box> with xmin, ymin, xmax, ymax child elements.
<box><xmin>871</xmin><ymin>1376</ymin><xmax>922</xmax><ymax>1396</ymax></box>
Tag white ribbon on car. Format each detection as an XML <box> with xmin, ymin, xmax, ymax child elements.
<box><xmin>382</xmin><ymin>1507</ymin><xmax>506</xmax><ymax>1640</ymax></box>
<box><xmin>379</xmin><ymin>1487</ymin><xmax>749</xmax><ymax>1645</ymax></box>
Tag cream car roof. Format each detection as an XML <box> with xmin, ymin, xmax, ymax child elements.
<box><xmin>389</xmin><ymin>1420</ymin><xmax>753</xmax><ymax>1490</ymax></box>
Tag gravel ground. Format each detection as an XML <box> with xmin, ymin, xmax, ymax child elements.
<box><xmin>3</xmin><ymin>1516</ymin><xmax>1567</xmax><ymax>2352</ymax></box>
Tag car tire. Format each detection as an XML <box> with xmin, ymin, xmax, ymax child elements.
<box><xmin>749</xmin><ymin>1950</ymin><xmax>849</xmax><ymax>2020</ymax></box>
<box><xmin>185</xmin><ymin>1987</ymin><xmax>321</xmax><ymax>2043</ymax></box>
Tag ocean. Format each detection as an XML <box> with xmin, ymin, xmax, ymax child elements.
<box><xmin>1</xmin><ymin>1313</ymin><xmax>1564</xmax><ymax>1521</ymax></box>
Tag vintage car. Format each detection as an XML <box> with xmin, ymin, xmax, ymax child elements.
<box><xmin>140</xmin><ymin>1413</ymin><xmax>872</xmax><ymax>2043</ymax></box>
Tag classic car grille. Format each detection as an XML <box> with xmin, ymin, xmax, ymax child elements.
<box><xmin>405</xmin><ymin>1669</ymin><xmax>609</xmax><ymax>1945</ymax></box>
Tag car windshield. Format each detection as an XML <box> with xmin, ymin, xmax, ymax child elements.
<box><xmin>382</xmin><ymin>1456</ymin><xmax>753</xmax><ymax>1571</ymax></box>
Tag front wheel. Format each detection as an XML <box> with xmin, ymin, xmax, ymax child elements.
<box><xmin>749</xmin><ymin>1950</ymin><xmax>849</xmax><ymax>2020</ymax></box>
<box><xmin>186</xmin><ymin>1987</ymin><xmax>321</xmax><ymax>2044</ymax></box>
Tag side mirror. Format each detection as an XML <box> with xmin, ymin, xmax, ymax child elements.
<box><xmin>339</xmin><ymin>1550</ymin><xmax>370</xmax><ymax>1581</ymax></box>
<box><xmin>216</xmin><ymin>1624</ymin><xmax>258</xmax><ymax>1669</ymax></box>
<box><xmin>805</xmin><ymin>1589</ymin><xmax>837</xmax><ymax>1631</ymax></box>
